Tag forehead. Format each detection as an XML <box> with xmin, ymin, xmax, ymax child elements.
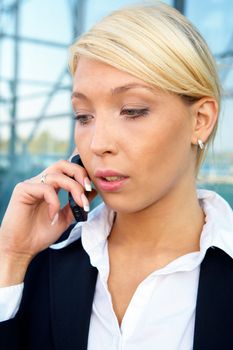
<box><xmin>73</xmin><ymin>56</ymin><xmax>158</xmax><ymax>97</ymax></box>
<box><xmin>74</xmin><ymin>57</ymin><xmax>146</xmax><ymax>84</ymax></box>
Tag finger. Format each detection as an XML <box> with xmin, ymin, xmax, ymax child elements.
<box><xmin>59</xmin><ymin>203</ymin><xmax>75</xmax><ymax>225</ymax></box>
<box><xmin>86</xmin><ymin>188</ymin><xmax>98</xmax><ymax>203</ymax></box>
<box><xmin>13</xmin><ymin>182</ymin><xmax>61</xmax><ymax>220</ymax></box>
<box><xmin>51</xmin><ymin>187</ymin><xmax>98</xmax><ymax>226</ymax></box>
<box><xmin>49</xmin><ymin>204</ymin><xmax>74</xmax><ymax>233</ymax></box>
<box><xmin>35</xmin><ymin>173</ymin><xmax>86</xmax><ymax>208</ymax></box>
<box><xmin>47</xmin><ymin>159</ymin><xmax>91</xmax><ymax>189</ymax></box>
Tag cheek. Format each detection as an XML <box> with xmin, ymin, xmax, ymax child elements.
<box><xmin>114</xmin><ymin>120</ymin><xmax>192</xmax><ymax>213</ymax></box>
<box><xmin>129</xmin><ymin>114</ymin><xmax>193</xmax><ymax>185</ymax></box>
<box><xmin>73</xmin><ymin>126</ymin><xmax>93</xmax><ymax>172</ymax></box>
<box><xmin>155</xmin><ymin>124</ymin><xmax>188</xmax><ymax>159</ymax></box>
<box><xmin>74</xmin><ymin>125</ymin><xmax>89</xmax><ymax>150</ymax></box>
<box><xmin>129</xmin><ymin>114</ymin><xmax>190</xmax><ymax>158</ymax></box>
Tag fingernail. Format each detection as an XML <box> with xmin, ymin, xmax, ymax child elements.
<box><xmin>81</xmin><ymin>193</ymin><xmax>90</xmax><ymax>212</ymax></box>
<box><xmin>84</xmin><ymin>177</ymin><xmax>92</xmax><ymax>192</ymax></box>
<box><xmin>51</xmin><ymin>213</ymin><xmax>59</xmax><ymax>226</ymax></box>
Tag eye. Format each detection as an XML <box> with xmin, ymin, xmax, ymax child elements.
<box><xmin>121</xmin><ymin>108</ymin><xmax>149</xmax><ymax>119</ymax></box>
<box><xmin>73</xmin><ymin>114</ymin><xmax>93</xmax><ymax>125</ymax></box>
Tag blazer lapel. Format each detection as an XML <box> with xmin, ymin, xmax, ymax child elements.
<box><xmin>49</xmin><ymin>239</ymin><xmax>98</xmax><ymax>350</ymax></box>
<box><xmin>49</xmin><ymin>241</ymin><xmax>233</xmax><ymax>349</ymax></box>
<box><xmin>193</xmin><ymin>247</ymin><xmax>233</xmax><ymax>350</ymax></box>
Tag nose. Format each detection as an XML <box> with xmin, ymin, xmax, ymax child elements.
<box><xmin>90</xmin><ymin>118</ymin><xmax>118</xmax><ymax>157</ymax></box>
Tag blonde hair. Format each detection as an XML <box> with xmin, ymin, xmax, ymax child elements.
<box><xmin>69</xmin><ymin>1</ymin><xmax>221</xmax><ymax>172</ymax></box>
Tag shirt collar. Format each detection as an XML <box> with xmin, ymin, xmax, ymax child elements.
<box><xmin>197</xmin><ymin>189</ymin><xmax>233</xmax><ymax>259</ymax></box>
<box><xmin>50</xmin><ymin>189</ymin><xmax>233</xmax><ymax>270</ymax></box>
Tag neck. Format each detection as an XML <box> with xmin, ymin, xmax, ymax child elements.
<box><xmin>109</xmin><ymin>180</ymin><xmax>205</xmax><ymax>255</ymax></box>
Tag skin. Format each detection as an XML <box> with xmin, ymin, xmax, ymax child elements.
<box><xmin>72</xmin><ymin>57</ymin><xmax>215</xmax><ymax>252</ymax></box>
<box><xmin>0</xmin><ymin>57</ymin><xmax>218</xmax><ymax>325</ymax></box>
<box><xmin>72</xmin><ymin>57</ymin><xmax>218</xmax><ymax>324</ymax></box>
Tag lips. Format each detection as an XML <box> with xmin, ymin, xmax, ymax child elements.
<box><xmin>94</xmin><ymin>169</ymin><xmax>129</xmax><ymax>191</ymax></box>
<box><xmin>104</xmin><ymin>176</ymin><xmax>125</xmax><ymax>182</ymax></box>
<box><xmin>94</xmin><ymin>169</ymin><xmax>128</xmax><ymax>178</ymax></box>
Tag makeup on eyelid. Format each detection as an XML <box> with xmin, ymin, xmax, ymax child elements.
<box><xmin>72</xmin><ymin>105</ymin><xmax>150</xmax><ymax>124</ymax></box>
<box><xmin>73</xmin><ymin>108</ymin><xmax>150</xmax><ymax>125</ymax></box>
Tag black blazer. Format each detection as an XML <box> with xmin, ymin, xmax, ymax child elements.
<box><xmin>1</xmin><ymin>225</ymin><xmax>233</xmax><ymax>350</ymax></box>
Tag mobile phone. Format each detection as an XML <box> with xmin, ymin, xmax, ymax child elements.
<box><xmin>68</xmin><ymin>154</ymin><xmax>88</xmax><ymax>222</ymax></box>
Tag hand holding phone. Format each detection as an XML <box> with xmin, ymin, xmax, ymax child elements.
<box><xmin>68</xmin><ymin>154</ymin><xmax>88</xmax><ymax>222</ymax></box>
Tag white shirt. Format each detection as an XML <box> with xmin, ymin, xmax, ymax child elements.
<box><xmin>1</xmin><ymin>189</ymin><xmax>233</xmax><ymax>350</ymax></box>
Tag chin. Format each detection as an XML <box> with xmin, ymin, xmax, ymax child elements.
<box><xmin>100</xmin><ymin>192</ymin><xmax>156</xmax><ymax>215</ymax></box>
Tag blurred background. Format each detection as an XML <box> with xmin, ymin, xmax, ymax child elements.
<box><xmin>1</xmin><ymin>0</ymin><xmax>233</xmax><ymax>221</ymax></box>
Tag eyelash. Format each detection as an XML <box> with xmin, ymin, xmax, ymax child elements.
<box><xmin>73</xmin><ymin>108</ymin><xmax>150</xmax><ymax>125</ymax></box>
<box><xmin>73</xmin><ymin>114</ymin><xmax>92</xmax><ymax>125</ymax></box>
<box><xmin>121</xmin><ymin>108</ymin><xmax>150</xmax><ymax>119</ymax></box>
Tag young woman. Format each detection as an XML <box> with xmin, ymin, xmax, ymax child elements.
<box><xmin>0</xmin><ymin>2</ymin><xmax>232</xmax><ymax>350</ymax></box>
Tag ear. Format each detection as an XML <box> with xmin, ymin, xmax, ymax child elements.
<box><xmin>191</xmin><ymin>97</ymin><xmax>218</xmax><ymax>146</ymax></box>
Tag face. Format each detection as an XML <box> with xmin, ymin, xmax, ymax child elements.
<box><xmin>72</xmin><ymin>57</ymin><xmax>197</xmax><ymax>213</ymax></box>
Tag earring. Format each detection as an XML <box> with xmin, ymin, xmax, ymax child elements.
<box><xmin>197</xmin><ymin>139</ymin><xmax>205</xmax><ymax>150</ymax></box>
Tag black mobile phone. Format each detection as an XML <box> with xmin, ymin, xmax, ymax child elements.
<box><xmin>68</xmin><ymin>154</ymin><xmax>88</xmax><ymax>222</ymax></box>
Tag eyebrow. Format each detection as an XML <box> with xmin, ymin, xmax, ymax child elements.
<box><xmin>111</xmin><ymin>83</ymin><xmax>155</xmax><ymax>95</ymax></box>
<box><xmin>71</xmin><ymin>91</ymin><xmax>89</xmax><ymax>101</ymax></box>
<box><xmin>71</xmin><ymin>83</ymin><xmax>155</xmax><ymax>100</ymax></box>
